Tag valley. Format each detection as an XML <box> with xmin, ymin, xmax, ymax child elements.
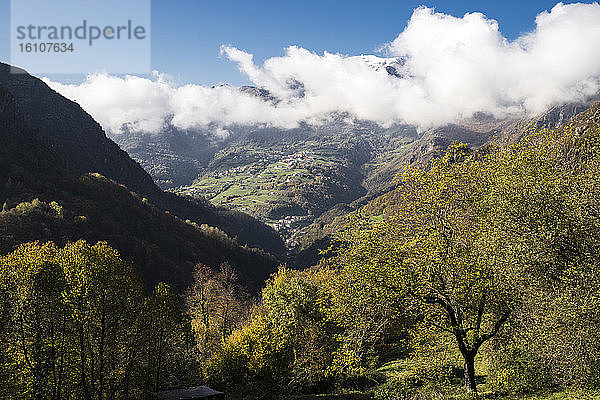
<box><xmin>113</xmin><ymin>121</ymin><xmax>422</xmax><ymax>255</ymax></box>
<box><xmin>112</xmin><ymin>100</ymin><xmax>595</xmax><ymax>263</ymax></box>
<box><xmin>178</xmin><ymin>134</ymin><xmax>373</xmax><ymax>248</ymax></box>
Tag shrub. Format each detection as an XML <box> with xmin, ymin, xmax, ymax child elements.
<box><xmin>486</xmin><ymin>345</ymin><xmax>552</xmax><ymax>394</ymax></box>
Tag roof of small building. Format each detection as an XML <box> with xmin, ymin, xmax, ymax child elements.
<box><xmin>153</xmin><ymin>386</ymin><xmax>224</xmax><ymax>400</ymax></box>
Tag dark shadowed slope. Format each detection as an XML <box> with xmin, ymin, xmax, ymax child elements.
<box><xmin>0</xmin><ymin>63</ymin><xmax>285</xmax><ymax>257</ymax></box>
<box><xmin>0</xmin><ymin>78</ymin><xmax>278</xmax><ymax>293</ymax></box>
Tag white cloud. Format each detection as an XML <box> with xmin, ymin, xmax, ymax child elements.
<box><xmin>43</xmin><ymin>2</ymin><xmax>600</xmax><ymax>134</ymax></box>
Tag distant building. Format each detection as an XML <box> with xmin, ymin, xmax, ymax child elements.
<box><xmin>153</xmin><ymin>386</ymin><xmax>224</xmax><ymax>400</ymax></box>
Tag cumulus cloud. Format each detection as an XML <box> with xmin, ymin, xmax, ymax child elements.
<box><xmin>43</xmin><ymin>2</ymin><xmax>600</xmax><ymax>134</ymax></box>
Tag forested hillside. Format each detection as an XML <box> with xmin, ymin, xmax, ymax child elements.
<box><xmin>0</xmin><ymin>63</ymin><xmax>285</xmax><ymax>258</ymax></box>
<box><xmin>289</xmin><ymin>100</ymin><xmax>598</xmax><ymax>266</ymax></box>
<box><xmin>0</xmin><ymin>77</ymin><xmax>279</xmax><ymax>292</ymax></box>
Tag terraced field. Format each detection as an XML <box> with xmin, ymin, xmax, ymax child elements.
<box><xmin>177</xmin><ymin>137</ymin><xmax>373</xmax><ymax>246</ymax></box>
<box><xmin>165</xmin><ymin>122</ymin><xmax>422</xmax><ymax>254</ymax></box>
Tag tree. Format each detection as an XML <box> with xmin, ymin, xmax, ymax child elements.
<box><xmin>332</xmin><ymin>143</ymin><xmax>527</xmax><ymax>393</ymax></box>
<box><xmin>261</xmin><ymin>267</ymin><xmax>337</xmax><ymax>390</ymax></box>
<box><xmin>205</xmin><ymin>267</ymin><xmax>337</xmax><ymax>393</ymax></box>
<box><xmin>0</xmin><ymin>240</ymin><xmax>199</xmax><ymax>399</ymax></box>
<box><xmin>486</xmin><ymin>119</ymin><xmax>600</xmax><ymax>393</ymax></box>
<box><xmin>143</xmin><ymin>283</ymin><xmax>197</xmax><ymax>393</ymax></box>
<box><xmin>186</xmin><ymin>263</ymin><xmax>250</xmax><ymax>360</ymax></box>
<box><xmin>59</xmin><ymin>241</ymin><xmax>146</xmax><ymax>400</ymax></box>
<box><xmin>0</xmin><ymin>242</ymin><xmax>67</xmax><ymax>399</ymax></box>
<box><xmin>324</xmin><ymin>228</ymin><xmax>408</xmax><ymax>376</ymax></box>
<box><xmin>332</xmin><ymin>114</ymin><xmax>600</xmax><ymax>392</ymax></box>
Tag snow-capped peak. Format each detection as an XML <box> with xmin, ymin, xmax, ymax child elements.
<box><xmin>351</xmin><ymin>55</ymin><xmax>407</xmax><ymax>78</ymax></box>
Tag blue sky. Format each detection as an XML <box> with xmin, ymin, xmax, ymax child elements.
<box><xmin>0</xmin><ymin>0</ymin><xmax>592</xmax><ymax>85</ymax></box>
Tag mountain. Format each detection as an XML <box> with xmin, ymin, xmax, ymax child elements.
<box><xmin>364</xmin><ymin>98</ymin><xmax>600</xmax><ymax>197</ymax></box>
<box><xmin>112</xmin><ymin>118</ymin><xmax>418</xmax><ymax>252</ymax></box>
<box><xmin>46</xmin><ymin>53</ymin><xmax>596</xmax><ymax>265</ymax></box>
<box><xmin>111</xmin><ymin>98</ymin><xmax>595</xmax><ymax>263</ymax></box>
<box><xmin>291</xmin><ymin>99</ymin><xmax>600</xmax><ymax>265</ymax></box>
<box><xmin>0</xmin><ymin>65</ymin><xmax>283</xmax><ymax>292</ymax></box>
<box><xmin>351</xmin><ymin>55</ymin><xmax>407</xmax><ymax>78</ymax></box>
<box><xmin>115</xmin><ymin>123</ymin><xmax>215</xmax><ymax>189</ymax></box>
<box><xmin>0</xmin><ymin>65</ymin><xmax>158</xmax><ymax>194</ymax></box>
<box><xmin>0</xmin><ymin>63</ymin><xmax>285</xmax><ymax>257</ymax></box>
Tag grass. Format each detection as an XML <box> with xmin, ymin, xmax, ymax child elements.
<box><xmin>285</xmin><ymin>394</ymin><xmax>373</xmax><ymax>400</ymax></box>
<box><xmin>494</xmin><ymin>390</ymin><xmax>600</xmax><ymax>399</ymax></box>
<box><xmin>363</xmin><ymin>356</ymin><xmax>600</xmax><ymax>400</ymax></box>
<box><xmin>178</xmin><ymin>141</ymin><xmax>360</xmax><ymax>228</ymax></box>
<box><xmin>279</xmin><ymin>389</ymin><xmax>600</xmax><ymax>400</ymax></box>
<box><xmin>221</xmin><ymin>354</ymin><xmax>599</xmax><ymax>400</ymax></box>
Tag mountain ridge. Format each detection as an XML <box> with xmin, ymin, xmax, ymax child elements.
<box><xmin>108</xmin><ymin>94</ymin><xmax>598</xmax><ymax>264</ymax></box>
<box><xmin>0</xmin><ymin>66</ymin><xmax>282</xmax><ymax>292</ymax></box>
<box><xmin>0</xmin><ymin>63</ymin><xmax>286</xmax><ymax>257</ymax></box>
